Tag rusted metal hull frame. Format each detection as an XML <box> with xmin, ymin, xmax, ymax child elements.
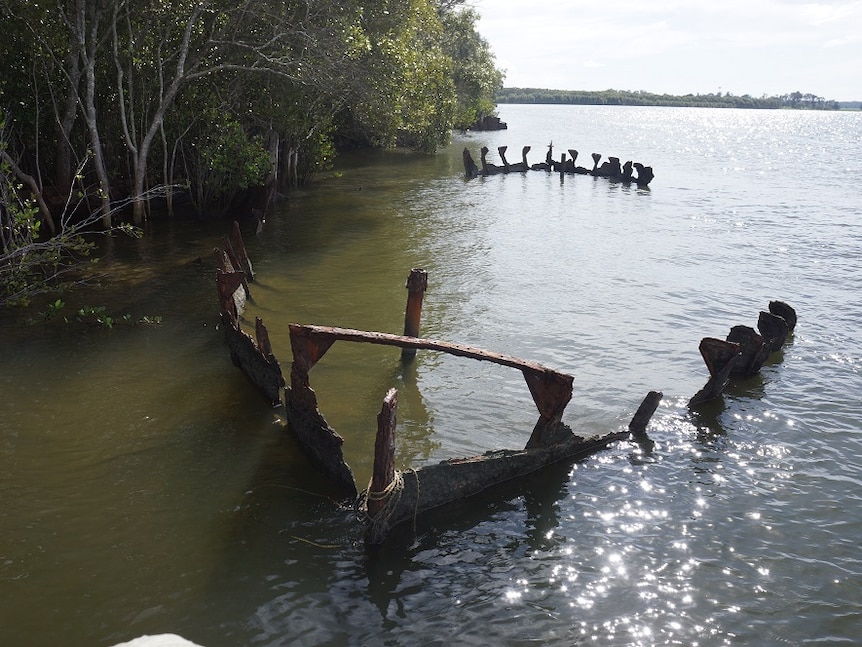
<box><xmin>211</xmin><ymin>256</ymin><xmax>662</xmax><ymax>542</ymax></box>
<box><xmin>284</xmin><ymin>380</ymin><xmax>357</xmax><ymax>498</ymax></box>
<box><xmin>287</xmin><ymin>323</ymin><xmax>573</xmax><ymax>447</ymax></box>
<box><xmin>214</xmin><ymin>253</ymin><xmax>246</xmax><ymax>322</ymax></box>
<box><xmin>222</xmin><ymin>314</ymin><xmax>285</xmax><ymax>406</ymax></box>
<box><xmin>463</xmin><ymin>145</ymin><xmax>654</xmax><ymax>185</ymax></box>
<box><xmin>215</xmin><ymin>230</ymin><xmax>284</xmax><ymax>408</ymax></box>
<box><xmin>689</xmin><ymin>301</ymin><xmax>797</xmax><ymax>407</ymax></box>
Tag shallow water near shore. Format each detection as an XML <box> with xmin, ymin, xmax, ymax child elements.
<box><xmin>2</xmin><ymin>104</ymin><xmax>861</xmax><ymax>645</ymax></box>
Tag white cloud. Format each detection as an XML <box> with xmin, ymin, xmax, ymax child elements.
<box><xmin>474</xmin><ymin>0</ymin><xmax>862</xmax><ymax>99</ymax></box>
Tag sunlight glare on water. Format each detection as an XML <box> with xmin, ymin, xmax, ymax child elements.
<box><xmin>1</xmin><ymin>106</ymin><xmax>861</xmax><ymax>646</ymax></box>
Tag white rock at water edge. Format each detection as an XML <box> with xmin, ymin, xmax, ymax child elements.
<box><xmin>110</xmin><ymin>634</ymin><xmax>205</xmax><ymax>647</ymax></box>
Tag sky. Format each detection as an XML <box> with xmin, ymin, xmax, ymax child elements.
<box><xmin>474</xmin><ymin>0</ymin><xmax>862</xmax><ymax>101</ymax></box>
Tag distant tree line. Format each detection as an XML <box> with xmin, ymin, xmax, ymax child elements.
<box><xmin>497</xmin><ymin>88</ymin><xmax>846</xmax><ymax>111</ymax></box>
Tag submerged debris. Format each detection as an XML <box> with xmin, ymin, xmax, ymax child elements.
<box><xmin>688</xmin><ymin>300</ymin><xmax>797</xmax><ymax>407</ymax></box>
<box><xmin>214</xmin><ymin>222</ymin><xmax>284</xmax><ymax>407</ymax></box>
<box><xmin>462</xmin><ymin>143</ymin><xmax>654</xmax><ymax>186</ymax></box>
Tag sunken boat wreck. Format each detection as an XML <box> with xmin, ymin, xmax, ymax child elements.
<box><xmin>463</xmin><ymin>144</ymin><xmax>655</xmax><ymax>186</ymax></box>
<box><xmin>214</xmin><ymin>224</ymin><xmax>793</xmax><ymax>545</ymax></box>
<box><xmin>213</xmin><ymin>232</ymin><xmax>663</xmax><ymax>544</ymax></box>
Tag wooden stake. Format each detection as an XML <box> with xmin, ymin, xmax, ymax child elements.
<box><xmin>401</xmin><ymin>268</ymin><xmax>428</xmax><ymax>361</ymax></box>
<box><xmin>629</xmin><ymin>391</ymin><xmax>663</xmax><ymax>435</ymax></box>
<box><xmin>368</xmin><ymin>388</ymin><xmax>398</xmax><ymax>521</ymax></box>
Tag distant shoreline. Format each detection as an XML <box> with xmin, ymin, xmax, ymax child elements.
<box><xmin>497</xmin><ymin>87</ymin><xmax>860</xmax><ymax>111</ymax></box>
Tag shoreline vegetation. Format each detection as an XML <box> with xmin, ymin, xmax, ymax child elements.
<box><xmin>2</xmin><ymin>0</ymin><xmax>857</xmax><ymax>310</ymax></box>
<box><xmin>1</xmin><ymin>0</ymin><xmax>504</xmax><ymax>308</ymax></box>
<box><xmin>496</xmin><ymin>87</ymin><xmax>859</xmax><ymax>111</ymax></box>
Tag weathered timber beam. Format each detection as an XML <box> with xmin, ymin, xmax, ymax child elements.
<box><xmin>287</xmin><ymin>324</ymin><xmax>573</xmax><ymax>438</ymax></box>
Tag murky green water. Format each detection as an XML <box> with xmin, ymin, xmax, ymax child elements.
<box><xmin>2</xmin><ymin>105</ymin><xmax>861</xmax><ymax>646</ymax></box>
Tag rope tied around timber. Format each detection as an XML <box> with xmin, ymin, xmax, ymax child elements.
<box><xmin>358</xmin><ymin>468</ymin><xmax>420</xmax><ymax>539</ymax></box>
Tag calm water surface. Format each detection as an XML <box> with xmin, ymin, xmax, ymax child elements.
<box><xmin>2</xmin><ymin>105</ymin><xmax>861</xmax><ymax>645</ymax></box>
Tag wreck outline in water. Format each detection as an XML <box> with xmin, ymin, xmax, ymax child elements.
<box><xmin>463</xmin><ymin>144</ymin><xmax>655</xmax><ymax>186</ymax></box>
<box><xmin>213</xmin><ymin>237</ymin><xmax>661</xmax><ymax>543</ymax></box>
<box><xmin>214</xmin><ymin>223</ymin><xmax>795</xmax><ymax>545</ymax></box>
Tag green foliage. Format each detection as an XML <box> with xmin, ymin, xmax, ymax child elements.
<box><xmin>76</xmin><ymin>305</ymin><xmax>113</xmax><ymax>328</ymax></box>
<box><xmin>1</xmin><ymin>152</ymin><xmax>94</xmax><ymax>307</ymax></box>
<box><xmin>41</xmin><ymin>298</ymin><xmax>65</xmax><ymax>321</ymax></box>
<box><xmin>27</xmin><ymin>300</ymin><xmax>163</xmax><ymax>327</ymax></box>
<box><xmin>183</xmin><ymin>107</ymin><xmax>271</xmax><ymax>216</ymax></box>
<box><xmin>333</xmin><ymin>0</ymin><xmax>456</xmax><ymax>152</ymax></box>
<box><xmin>1</xmin><ymin>0</ymin><xmax>506</xmax><ymax>242</ymax></box>
<box><xmin>1</xmin><ymin>110</ymin><xmax>141</xmax><ymax>309</ymax></box>
<box><xmin>440</xmin><ymin>7</ymin><xmax>505</xmax><ymax>130</ymax></box>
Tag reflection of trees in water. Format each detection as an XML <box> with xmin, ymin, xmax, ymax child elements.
<box><xmin>388</xmin><ymin>356</ymin><xmax>441</xmax><ymax>469</ymax></box>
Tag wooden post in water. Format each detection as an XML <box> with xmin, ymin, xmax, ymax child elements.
<box><xmin>366</xmin><ymin>388</ymin><xmax>398</xmax><ymax>543</ymax></box>
<box><xmin>629</xmin><ymin>390</ymin><xmax>663</xmax><ymax>452</ymax></box>
<box><xmin>222</xmin><ymin>235</ymin><xmax>250</xmax><ymax>299</ymax></box>
<box><xmin>629</xmin><ymin>391</ymin><xmax>663</xmax><ymax>435</ymax></box>
<box><xmin>559</xmin><ymin>153</ymin><xmax>567</xmax><ymax>179</ymax></box>
<box><xmin>231</xmin><ymin>221</ymin><xmax>254</xmax><ymax>281</ymax></box>
<box><xmin>401</xmin><ymin>268</ymin><xmax>428</xmax><ymax>361</ymax></box>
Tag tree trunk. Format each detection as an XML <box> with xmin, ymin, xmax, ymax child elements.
<box><xmin>129</xmin><ymin>5</ymin><xmax>205</xmax><ymax>225</ymax></box>
<box><xmin>78</xmin><ymin>0</ymin><xmax>112</xmax><ymax>228</ymax></box>
<box><xmin>55</xmin><ymin>41</ymin><xmax>81</xmax><ymax>199</ymax></box>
